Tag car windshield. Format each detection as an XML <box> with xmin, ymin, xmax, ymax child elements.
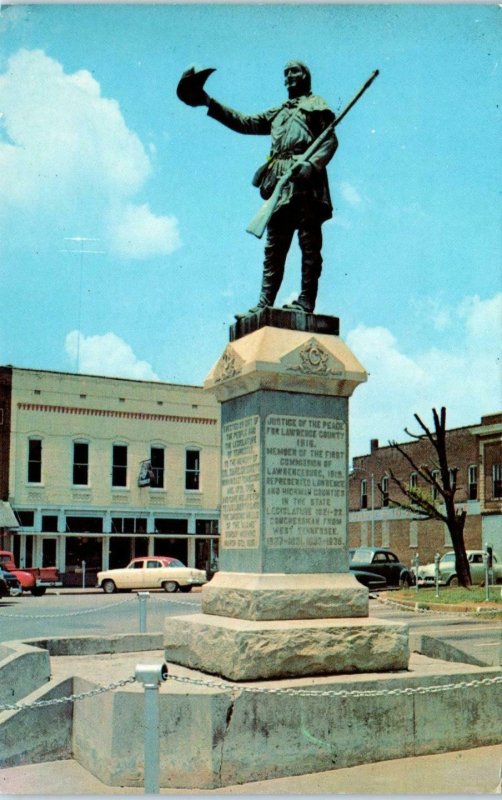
<box><xmin>350</xmin><ymin>549</ymin><xmax>374</xmax><ymax>564</ymax></box>
<box><xmin>441</xmin><ymin>553</ymin><xmax>456</xmax><ymax>563</ymax></box>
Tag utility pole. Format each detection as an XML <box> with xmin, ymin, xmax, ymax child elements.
<box><xmin>61</xmin><ymin>237</ymin><xmax>105</xmax><ymax>373</ymax></box>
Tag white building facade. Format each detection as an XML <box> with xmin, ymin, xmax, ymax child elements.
<box><xmin>0</xmin><ymin>366</ymin><xmax>221</xmax><ymax>585</ymax></box>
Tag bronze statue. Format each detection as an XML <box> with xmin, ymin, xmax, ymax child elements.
<box><xmin>177</xmin><ymin>64</ymin><xmax>379</xmax><ymax>318</ymax></box>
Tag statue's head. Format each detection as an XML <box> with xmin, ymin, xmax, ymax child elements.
<box><xmin>284</xmin><ymin>61</ymin><xmax>311</xmax><ymax>98</ymax></box>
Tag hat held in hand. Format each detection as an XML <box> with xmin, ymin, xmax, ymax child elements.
<box><xmin>177</xmin><ymin>66</ymin><xmax>216</xmax><ymax>106</ymax></box>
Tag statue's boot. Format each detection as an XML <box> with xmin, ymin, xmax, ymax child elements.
<box><xmin>295</xmin><ymin>234</ymin><xmax>323</xmax><ymax>313</ymax></box>
<box><xmin>234</xmin><ymin>259</ymin><xmax>284</xmax><ymax>319</ymax></box>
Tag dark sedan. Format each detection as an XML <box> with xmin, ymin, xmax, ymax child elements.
<box><xmin>0</xmin><ymin>566</ymin><xmax>22</xmax><ymax>597</ymax></box>
<box><xmin>350</xmin><ymin>548</ymin><xmax>414</xmax><ymax>588</ymax></box>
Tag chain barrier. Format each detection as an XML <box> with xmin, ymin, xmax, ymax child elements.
<box><xmin>0</xmin><ymin>595</ymin><xmax>136</xmax><ymax>619</ymax></box>
<box><xmin>0</xmin><ymin>592</ymin><xmax>198</xmax><ymax>619</ymax></box>
<box><xmin>1</xmin><ymin>670</ymin><xmax>500</xmax><ymax>713</ymax></box>
<box><xmin>375</xmin><ymin>595</ymin><xmax>502</xmax><ymax>618</ymax></box>
<box><xmin>167</xmin><ymin>672</ymin><xmax>502</xmax><ymax>697</ymax></box>
<box><xmin>0</xmin><ymin>675</ymin><xmax>136</xmax><ymax>712</ymax></box>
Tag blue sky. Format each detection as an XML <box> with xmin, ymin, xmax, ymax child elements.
<box><xmin>1</xmin><ymin>3</ymin><xmax>500</xmax><ymax>458</ymax></box>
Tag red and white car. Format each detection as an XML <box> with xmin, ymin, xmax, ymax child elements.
<box><xmin>97</xmin><ymin>556</ymin><xmax>207</xmax><ymax>594</ymax></box>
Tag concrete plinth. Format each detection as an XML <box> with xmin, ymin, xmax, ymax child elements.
<box><xmin>165</xmin><ymin>613</ymin><xmax>409</xmax><ymax>681</ymax></box>
<box><xmin>201</xmin><ymin>571</ymin><xmax>369</xmax><ymax>620</ymax></box>
<box><xmin>165</xmin><ymin>313</ymin><xmax>409</xmax><ymax>681</ymax></box>
<box><xmin>69</xmin><ymin>651</ymin><xmax>501</xmax><ymax>790</ymax></box>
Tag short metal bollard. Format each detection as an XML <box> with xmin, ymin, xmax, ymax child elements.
<box><xmin>413</xmin><ymin>552</ymin><xmax>420</xmax><ymax>594</ymax></box>
<box><xmin>137</xmin><ymin>591</ymin><xmax>150</xmax><ymax>633</ymax></box>
<box><xmin>434</xmin><ymin>552</ymin><xmax>441</xmax><ymax>598</ymax></box>
<box><xmin>135</xmin><ymin>662</ymin><xmax>168</xmax><ymax>794</ymax></box>
<box><xmin>484</xmin><ymin>543</ymin><xmax>493</xmax><ymax>602</ymax></box>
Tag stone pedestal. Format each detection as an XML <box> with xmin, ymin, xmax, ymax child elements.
<box><xmin>164</xmin><ymin>309</ymin><xmax>409</xmax><ymax>680</ymax></box>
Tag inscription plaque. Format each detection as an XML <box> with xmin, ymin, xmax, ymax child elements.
<box><xmin>221</xmin><ymin>415</ymin><xmax>260</xmax><ymax>549</ymax></box>
<box><xmin>265</xmin><ymin>414</ymin><xmax>346</xmax><ymax>549</ymax></box>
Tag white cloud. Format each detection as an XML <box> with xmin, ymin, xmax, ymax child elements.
<box><xmin>339</xmin><ymin>182</ymin><xmax>363</xmax><ymax>207</ymax></box>
<box><xmin>346</xmin><ymin>293</ymin><xmax>502</xmax><ymax>459</ymax></box>
<box><xmin>0</xmin><ymin>49</ymin><xmax>180</xmax><ymax>259</ymax></box>
<box><xmin>107</xmin><ymin>204</ymin><xmax>181</xmax><ymax>259</ymax></box>
<box><xmin>65</xmin><ymin>331</ymin><xmax>159</xmax><ymax>381</ymax></box>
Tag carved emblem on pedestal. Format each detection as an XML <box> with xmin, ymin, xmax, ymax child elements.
<box><xmin>285</xmin><ymin>338</ymin><xmax>344</xmax><ymax>377</ymax></box>
<box><xmin>214</xmin><ymin>346</ymin><xmax>244</xmax><ymax>383</ymax></box>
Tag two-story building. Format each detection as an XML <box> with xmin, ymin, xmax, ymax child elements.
<box><xmin>348</xmin><ymin>413</ymin><xmax>502</xmax><ymax>567</ymax></box>
<box><xmin>0</xmin><ymin>366</ymin><xmax>221</xmax><ymax>585</ymax></box>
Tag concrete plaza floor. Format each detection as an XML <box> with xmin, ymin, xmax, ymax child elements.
<box><xmin>0</xmin><ymin>744</ymin><xmax>501</xmax><ymax>795</ymax></box>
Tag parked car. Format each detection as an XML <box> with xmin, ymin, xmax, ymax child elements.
<box><xmin>0</xmin><ymin>550</ymin><xmax>62</xmax><ymax>596</ymax></box>
<box><xmin>0</xmin><ymin>566</ymin><xmax>22</xmax><ymax>597</ymax></box>
<box><xmin>349</xmin><ymin>548</ymin><xmax>414</xmax><ymax>588</ymax></box>
<box><xmin>414</xmin><ymin>550</ymin><xmax>502</xmax><ymax>587</ymax></box>
<box><xmin>96</xmin><ymin>556</ymin><xmax>207</xmax><ymax>594</ymax></box>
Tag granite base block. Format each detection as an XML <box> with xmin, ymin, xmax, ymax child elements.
<box><xmin>201</xmin><ymin>571</ymin><xmax>369</xmax><ymax>620</ymax></box>
<box><xmin>164</xmin><ymin>614</ymin><xmax>410</xmax><ymax>681</ymax></box>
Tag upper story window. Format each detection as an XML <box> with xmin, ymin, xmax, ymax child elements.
<box><xmin>409</xmin><ymin>472</ymin><xmax>418</xmax><ymax>490</ymax></box>
<box><xmin>27</xmin><ymin>438</ymin><xmax>42</xmax><ymax>483</ymax></box>
<box><xmin>185</xmin><ymin>449</ymin><xmax>200</xmax><ymax>491</ymax></box>
<box><xmin>493</xmin><ymin>464</ymin><xmax>502</xmax><ymax>499</ymax></box>
<box><xmin>360</xmin><ymin>479</ymin><xmax>368</xmax><ymax>509</ymax></box>
<box><xmin>112</xmin><ymin>445</ymin><xmax>128</xmax><ymax>487</ymax></box>
<box><xmin>468</xmin><ymin>464</ymin><xmax>478</xmax><ymax>501</ymax></box>
<box><xmin>150</xmin><ymin>447</ymin><xmax>165</xmax><ymax>489</ymax></box>
<box><xmin>381</xmin><ymin>475</ymin><xmax>389</xmax><ymax>507</ymax></box>
<box><xmin>73</xmin><ymin>441</ymin><xmax>89</xmax><ymax>486</ymax></box>
<box><xmin>431</xmin><ymin>469</ymin><xmax>440</xmax><ymax>501</ymax></box>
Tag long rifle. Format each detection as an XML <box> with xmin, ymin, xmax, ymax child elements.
<box><xmin>246</xmin><ymin>69</ymin><xmax>379</xmax><ymax>239</ymax></box>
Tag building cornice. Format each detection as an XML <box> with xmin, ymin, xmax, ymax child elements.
<box><xmin>17</xmin><ymin>403</ymin><xmax>217</xmax><ymax>426</ymax></box>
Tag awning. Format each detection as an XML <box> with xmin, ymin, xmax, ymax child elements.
<box><xmin>0</xmin><ymin>501</ymin><xmax>19</xmax><ymax>528</ymax></box>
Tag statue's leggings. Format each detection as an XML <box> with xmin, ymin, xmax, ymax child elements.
<box><xmin>259</xmin><ymin>202</ymin><xmax>323</xmax><ymax>312</ymax></box>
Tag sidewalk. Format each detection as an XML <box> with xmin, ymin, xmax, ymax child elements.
<box><xmin>0</xmin><ymin>744</ymin><xmax>501</xmax><ymax>795</ymax></box>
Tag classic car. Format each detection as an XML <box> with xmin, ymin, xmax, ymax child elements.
<box><xmin>414</xmin><ymin>549</ymin><xmax>502</xmax><ymax>587</ymax></box>
<box><xmin>349</xmin><ymin>547</ymin><xmax>414</xmax><ymax>588</ymax></box>
<box><xmin>0</xmin><ymin>566</ymin><xmax>22</xmax><ymax>597</ymax></box>
<box><xmin>96</xmin><ymin>556</ymin><xmax>207</xmax><ymax>594</ymax></box>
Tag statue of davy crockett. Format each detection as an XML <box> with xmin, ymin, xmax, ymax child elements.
<box><xmin>177</xmin><ymin>62</ymin><xmax>378</xmax><ymax>319</ymax></box>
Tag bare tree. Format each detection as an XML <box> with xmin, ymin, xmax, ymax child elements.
<box><xmin>381</xmin><ymin>407</ymin><xmax>471</xmax><ymax>588</ymax></box>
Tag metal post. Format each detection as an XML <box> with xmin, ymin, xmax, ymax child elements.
<box><xmin>82</xmin><ymin>560</ymin><xmax>86</xmax><ymax>590</ymax></box>
<box><xmin>135</xmin><ymin>663</ymin><xmax>168</xmax><ymax>794</ymax></box>
<box><xmin>484</xmin><ymin>542</ymin><xmax>491</xmax><ymax>603</ymax></box>
<box><xmin>370</xmin><ymin>474</ymin><xmax>375</xmax><ymax>547</ymax></box>
<box><xmin>413</xmin><ymin>552</ymin><xmax>420</xmax><ymax>594</ymax></box>
<box><xmin>434</xmin><ymin>552</ymin><xmax>441</xmax><ymax>598</ymax></box>
<box><xmin>137</xmin><ymin>591</ymin><xmax>150</xmax><ymax>633</ymax></box>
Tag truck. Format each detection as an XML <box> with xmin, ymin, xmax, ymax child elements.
<box><xmin>0</xmin><ymin>551</ymin><xmax>62</xmax><ymax>596</ymax></box>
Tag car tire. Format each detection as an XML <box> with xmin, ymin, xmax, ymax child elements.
<box><xmin>180</xmin><ymin>586</ymin><xmax>192</xmax><ymax>593</ymax></box>
<box><xmin>448</xmin><ymin>575</ymin><xmax>459</xmax><ymax>587</ymax></box>
<box><xmin>102</xmin><ymin>579</ymin><xmax>116</xmax><ymax>594</ymax></box>
<box><xmin>162</xmin><ymin>581</ymin><xmax>179</xmax><ymax>593</ymax></box>
<box><xmin>31</xmin><ymin>587</ymin><xmax>46</xmax><ymax>597</ymax></box>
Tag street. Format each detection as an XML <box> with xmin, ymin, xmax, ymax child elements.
<box><xmin>0</xmin><ymin>589</ymin><xmax>500</xmax><ymax>666</ymax></box>
<box><xmin>0</xmin><ymin>588</ymin><xmax>201</xmax><ymax>643</ymax></box>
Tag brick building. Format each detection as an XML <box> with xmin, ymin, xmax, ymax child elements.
<box><xmin>348</xmin><ymin>413</ymin><xmax>502</xmax><ymax>567</ymax></box>
<box><xmin>0</xmin><ymin>366</ymin><xmax>221</xmax><ymax>585</ymax></box>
